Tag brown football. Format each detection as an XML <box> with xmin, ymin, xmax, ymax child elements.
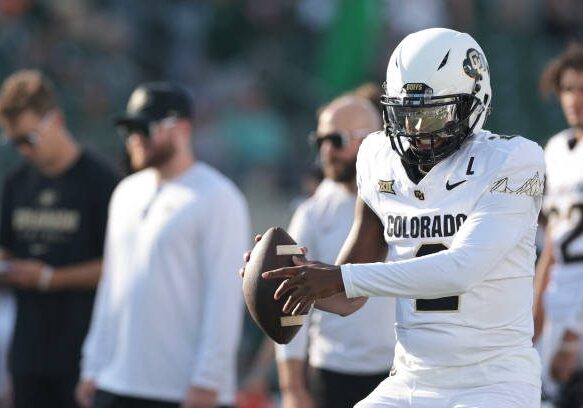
<box><xmin>242</xmin><ymin>226</ymin><xmax>308</xmax><ymax>344</ymax></box>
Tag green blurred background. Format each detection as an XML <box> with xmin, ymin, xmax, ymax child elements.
<box><xmin>0</xmin><ymin>0</ymin><xmax>581</xmax><ymax>206</ymax></box>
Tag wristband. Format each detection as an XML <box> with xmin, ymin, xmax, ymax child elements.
<box><xmin>38</xmin><ymin>266</ymin><xmax>54</xmax><ymax>291</ymax></box>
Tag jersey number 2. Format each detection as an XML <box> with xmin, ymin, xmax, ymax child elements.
<box><xmin>415</xmin><ymin>243</ymin><xmax>460</xmax><ymax>312</ymax></box>
<box><xmin>559</xmin><ymin>203</ymin><xmax>583</xmax><ymax>264</ymax></box>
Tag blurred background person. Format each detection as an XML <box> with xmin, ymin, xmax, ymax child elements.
<box><xmin>276</xmin><ymin>95</ymin><xmax>396</xmax><ymax>408</ymax></box>
<box><xmin>535</xmin><ymin>42</ymin><xmax>583</xmax><ymax>408</ymax></box>
<box><xmin>236</xmin><ymin>86</ymin><xmax>384</xmax><ymax>408</ymax></box>
<box><xmin>0</xmin><ymin>69</ymin><xmax>118</xmax><ymax>408</ymax></box>
<box><xmin>77</xmin><ymin>82</ymin><xmax>250</xmax><ymax>408</ymax></box>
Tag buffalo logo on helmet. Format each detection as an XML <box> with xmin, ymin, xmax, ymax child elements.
<box><xmin>463</xmin><ymin>48</ymin><xmax>488</xmax><ymax>81</ymax></box>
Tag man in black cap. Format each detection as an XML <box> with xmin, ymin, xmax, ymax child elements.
<box><xmin>76</xmin><ymin>82</ymin><xmax>250</xmax><ymax>408</ymax></box>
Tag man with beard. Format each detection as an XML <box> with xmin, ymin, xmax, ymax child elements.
<box><xmin>275</xmin><ymin>95</ymin><xmax>396</xmax><ymax>408</ymax></box>
<box><xmin>535</xmin><ymin>42</ymin><xmax>583</xmax><ymax>408</ymax></box>
<box><xmin>76</xmin><ymin>82</ymin><xmax>250</xmax><ymax>408</ymax></box>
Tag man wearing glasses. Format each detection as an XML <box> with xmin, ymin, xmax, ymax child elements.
<box><xmin>275</xmin><ymin>95</ymin><xmax>396</xmax><ymax>408</ymax></box>
<box><xmin>77</xmin><ymin>82</ymin><xmax>250</xmax><ymax>408</ymax></box>
<box><xmin>0</xmin><ymin>69</ymin><xmax>119</xmax><ymax>408</ymax></box>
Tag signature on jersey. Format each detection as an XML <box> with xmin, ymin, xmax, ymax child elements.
<box><xmin>490</xmin><ymin>172</ymin><xmax>544</xmax><ymax>197</ymax></box>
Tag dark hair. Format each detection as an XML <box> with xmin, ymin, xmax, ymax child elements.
<box><xmin>0</xmin><ymin>69</ymin><xmax>58</xmax><ymax>124</ymax></box>
<box><xmin>540</xmin><ymin>43</ymin><xmax>583</xmax><ymax>97</ymax></box>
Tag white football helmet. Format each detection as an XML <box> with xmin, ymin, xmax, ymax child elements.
<box><xmin>381</xmin><ymin>28</ymin><xmax>492</xmax><ymax>166</ymax></box>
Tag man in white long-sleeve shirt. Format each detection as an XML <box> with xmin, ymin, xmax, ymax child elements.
<box><xmin>76</xmin><ymin>82</ymin><xmax>250</xmax><ymax>408</ymax></box>
<box><xmin>262</xmin><ymin>28</ymin><xmax>544</xmax><ymax>407</ymax></box>
<box><xmin>276</xmin><ymin>96</ymin><xmax>396</xmax><ymax>408</ymax></box>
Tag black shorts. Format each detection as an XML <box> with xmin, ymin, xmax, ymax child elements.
<box><xmin>12</xmin><ymin>372</ymin><xmax>78</xmax><ymax>408</ymax></box>
<box><xmin>93</xmin><ymin>389</ymin><xmax>234</xmax><ymax>408</ymax></box>
<box><xmin>309</xmin><ymin>366</ymin><xmax>389</xmax><ymax>408</ymax></box>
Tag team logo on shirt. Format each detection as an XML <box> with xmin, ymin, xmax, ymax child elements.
<box><xmin>490</xmin><ymin>172</ymin><xmax>544</xmax><ymax>197</ymax></box>
<box><xmin>378</xmin><ymin>180</ymin><xmax>396</xmax><ymax>194</ymax></box>
<box><xmin>414</xmin><ymin>190</ymin><xmax>425</xmax><ymax>200</ymax></box>
<box><xmin>445</xmin><ymin>179</ymin><xmax>467</xmax><ymax>190</ymax></box>
<box><xmin>38</xmin><ymin>189</ymin><xmax>58</xmax><ymax>207</ymax></box>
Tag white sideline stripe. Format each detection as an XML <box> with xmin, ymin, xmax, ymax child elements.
<box><xmin>280</xmin><ymin>315</ymin><xmax>305</xmax><ymax>326</ymax></box>
<box><xmin>276</xmin><ymin>245</ymin><xmax>303</xmax><ymax>256</ymax></box>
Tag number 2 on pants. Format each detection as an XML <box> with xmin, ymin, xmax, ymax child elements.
<box><xmin>414</xmin><ymin>243</ymin><xmax>460</xmax><ymax>312</ymax></box>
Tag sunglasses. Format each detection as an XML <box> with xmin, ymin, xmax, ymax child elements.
<box><xmin>117</xmin><ymin>117</ymin><xmax>179</xmax><ymax>139</ymax></box>
<box><xmin>310</xmin><ymin>132</ymin><xmax>348</xmax><ymax>149</ymax></box>
<box><xmin>8</xmin><ymin>132</ymin><xmax>39</xmax><ymax>148</ymax></box>
<box><xmin>117</xmin><ymin>123</ymin><xmax>150</xmax><ymax>139</ymax></box>
<box><xmin>2</xmin><ymin>111</ymin><xmax>55</xmax><ymax>148</ymax></box>
<box><xmin>309</xmin><ymin>128</ymin><xmax>372</xmax><ymax>150</ymax></box>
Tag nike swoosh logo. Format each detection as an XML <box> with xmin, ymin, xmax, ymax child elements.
<box><xmin>446</xmin><ymin>180</ymin><xmax>467</xmax><ymax>190</ymax></box>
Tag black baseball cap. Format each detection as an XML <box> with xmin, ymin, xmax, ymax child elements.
<box><xmin>115</xmin><ymin>82</ymin><xmax>193</xmax><ymax>127</ymax></box>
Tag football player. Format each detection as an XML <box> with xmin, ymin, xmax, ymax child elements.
<box><xmin>262</xmin><ymin>28</ymin><xmax>544</xmax><ymax>407</ymax></box>
<box><xmin>535</xmin><ymin>42</ymin><xmax>583</xmax><ymax>407</ymax></box>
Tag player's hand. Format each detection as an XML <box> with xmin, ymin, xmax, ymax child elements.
<box><xmin>0</xmin><ymin>259</ymin><xmax>46</xmax><ymax>289</ymax></box>
<box><xmin>551</xmin><ymin>330</ymin><xmax>580</xmax><ymax>383</ymax></box>
<box><xmin>182</xmin><ymin>386</ymin><xmax>217</xmax><ymax>408</ymax></box>
<box><xmin>75</xmin><ymin>379</ymin><xmax>96</xmax><ymax>408</ymax></box>
<box><xmin>281</xmin><ymin>388</ymin><xmax>316</xmax><ymax>408</ymax></box>
<box><xmin>239</xmin><ymin>234</ymin><xmax>263</xmax><ymax>278</ymax></box>
<box><xmin>263</xmin><ymin>257</ymin><xmax>343</xmax><ymax>315</ymax></box>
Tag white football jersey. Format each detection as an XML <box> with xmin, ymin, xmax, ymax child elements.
<box><xmin>539</xmin><ymin>129</ymin><xmax>583</xmax><ymax>398</ymax></box>
<box><xmin>543</xmin><ymin>129</ymin><xmax>583</xmax><ymax>322</ymax></box>
<box><xmin>341</xmin><ymin>130</ymin><xmax>544</xmax><ymax>389</ymax></box>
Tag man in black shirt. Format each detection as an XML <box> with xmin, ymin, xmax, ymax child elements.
<box><xmin>0</xmin><ymin>70</ymin><xmax>119</xmax><ymax>408</ymax></box>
